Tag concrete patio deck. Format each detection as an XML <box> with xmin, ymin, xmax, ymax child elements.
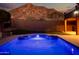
<box><xmin>57</xmin><ymin>35</ymin><xmax>79</xmax><ymax>47</ymax></box>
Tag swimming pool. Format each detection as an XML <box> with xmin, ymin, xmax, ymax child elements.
<box><xmin>0</xmin><ymin>34</ymin><xmax>79</xmax><ymax>55</ymax></box>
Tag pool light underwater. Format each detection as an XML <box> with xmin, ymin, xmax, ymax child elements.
<box><xmin>30</xmin><ymin>34</ymin><xmax>47</xmax><ymax>40</ymax></box>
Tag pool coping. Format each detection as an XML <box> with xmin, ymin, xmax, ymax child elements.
<box><xmin>0</xmin><ymin>34</ymin><xmax>79</xmax><ymax>48</ymax></box>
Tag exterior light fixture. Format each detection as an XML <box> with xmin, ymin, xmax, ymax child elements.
<box><xmin>74</xmin><ymin>10</ymin><xmax>79</xmax><ymax>16</ymax></box>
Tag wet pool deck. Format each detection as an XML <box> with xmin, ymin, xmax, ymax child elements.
<box><xmin>0</xmin><ymin>34</ymin><xmax>79</xmax><ymax>47</ymax></box>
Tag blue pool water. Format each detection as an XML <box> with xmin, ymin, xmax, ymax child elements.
<box><xmin>0</xmin><ymin>34</ymin><xmax>79</xmax><ymax>55</ymax></box>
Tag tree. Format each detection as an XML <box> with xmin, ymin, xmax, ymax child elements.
<box><xmin>0</xmin><ymin>9</ymin><xmax>11</xmax><ymax>22</ymax></box>
<box><xmin>0</xmin><ymin>9</ymin><xmax>11</xmax><ymax>38</ymax></box>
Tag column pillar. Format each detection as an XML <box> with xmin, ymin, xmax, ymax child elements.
<box><xmin>76</xmin><ymin>17</ymin><xmax>79</xmax><ymax>35</ymax></box>
<box><xmin>64</xmin><ymin>20</ymin><xmax>67</xmax><ymax>32</ymax></box>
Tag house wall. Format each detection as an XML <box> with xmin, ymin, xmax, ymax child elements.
<box><xmin>65</xmin><ymin>18</ymin><xmax>77</xmax><ymax>31</ymax></box>
<box><xmin>67</xmin><ymin>24</ymin><xmax>72</xmax><ymax>31</ymax></box>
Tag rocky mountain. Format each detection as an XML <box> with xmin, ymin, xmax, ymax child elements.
<box><xmin>10</xmin><ymin>3</ymin><xmax>64</xmax><ymax>20</ymax></box>
<box><xmin>9</xmin><ymin>3</ymin><xmax>64</xmax><ymax>32</ymax></box>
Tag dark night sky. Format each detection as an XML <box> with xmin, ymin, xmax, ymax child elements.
<box><xmin>0</xmin><ymin>3</ymin><xmax>76</xmax><ymax>12</ymax></box>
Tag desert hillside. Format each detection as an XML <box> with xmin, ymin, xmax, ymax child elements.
<box><xmin>9</xmin><ymin>3</ymin><xmax>64</xmax><ymax>32</ymax></box>
<box><xmin>10</xmin><ymin>3</ymin><xmax>64</xmax><ymax>20</ymax></box>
